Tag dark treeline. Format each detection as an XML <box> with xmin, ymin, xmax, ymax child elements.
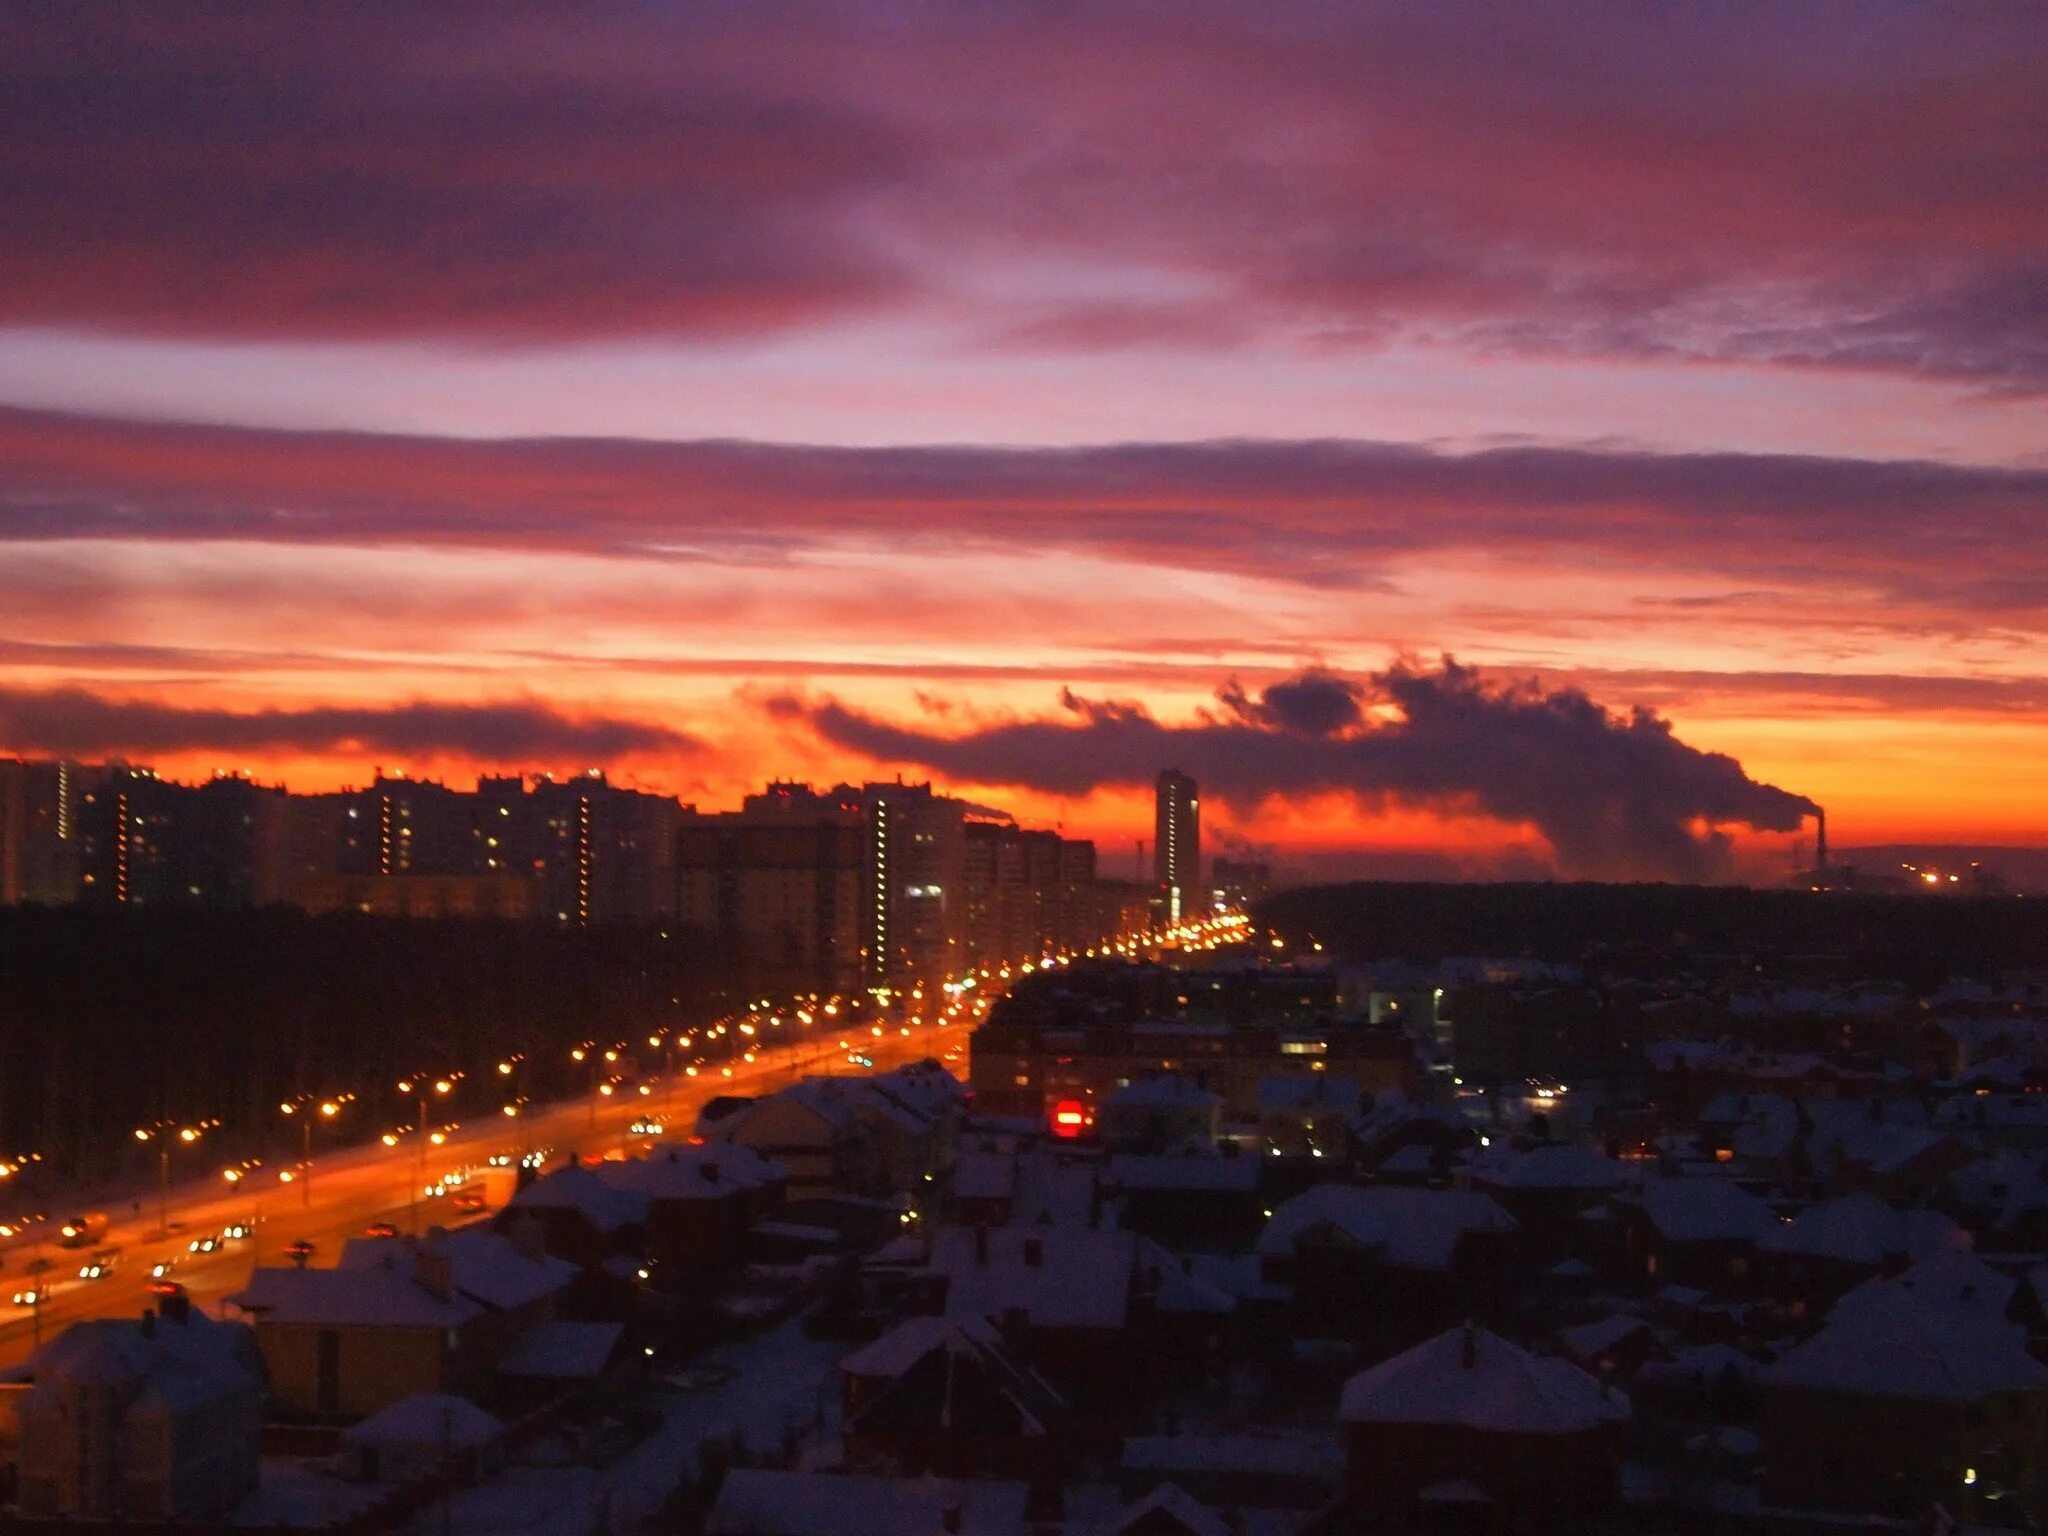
<box><xmin>1258</xmin><ymin>882</ymin><xmax>2048</xmax><ymax>983</ymax></box>
<box><xmin>0</xmin><ymin>908</ymin><xmax>743</xmax><ymax>1189</ymax></box>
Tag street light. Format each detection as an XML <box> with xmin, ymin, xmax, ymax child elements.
<box><xmin>279</xmin><ymin>1093</ymin><xmax>351</xmax><ymax>1206</ymax></box>
<box><xmin>134</xmin><ymin>1118</ymin><xmax>214</xmax><ymax>1237</ymax></box>
<box><xmin>396</xmin><ymin>1073</ymin><xmax>458</xmax><ymax>1230</ymax></box>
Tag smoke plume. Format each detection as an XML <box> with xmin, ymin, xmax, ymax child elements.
<box><xmin>790</xmin><ymin>659</ymin><xmax>1818</xmax><ymax>881</ymax></box>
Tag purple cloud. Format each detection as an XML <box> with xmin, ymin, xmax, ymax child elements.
<box><xmin>784</xmin><ymin>660</ymin><xmax>1819</xmax><ymax>882</ymax></box>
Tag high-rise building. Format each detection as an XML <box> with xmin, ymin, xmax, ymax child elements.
<box><xmin>0</xmin><ymin>758</ymin><xmax>89</xmax><ymax>905</ymax></box>
<box><xmin>1153</xmin><ymin>768</ymin><xmax>1201</xmax><ymax>922</ymax></box>
<box><xmin>862</xmin><ymin>781</ymin><xmax>968</xmax><ymax>992</ymax></box>
<box><xmin>75</xmin><ymin>768</ymin><xmax>287</xmax><ymax>907</ymax></box>
<box><xmin>676</xmin><ymin>783</ymin><xmax>866</xmax><ymax>994</ymax></box>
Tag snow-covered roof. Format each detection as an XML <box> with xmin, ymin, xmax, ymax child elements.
<box><xmin>230</xmin><ymin>1263</ymin><xmax>484</xmax><ymax>1329</ymax></box>
<box><xmin>1258</xmin><ymin>1076</ymin><xmax>1361</xmax><ymax>1113</ymax></box>
<box><xmin>1470</xmin><ymin>1144</ymin><xmax>1627</xmax><ymax>1192</ymax></box>
<box><xmin>707</xmin><ymin>1471</ymin><xmax>1029</xmax><ymax>1536</ymax></box>
<box><xmin>505</xmin><ymin>1160</ymin><xmax>646</xmax><ymax>1231</ymax></box>
<box><xmin>928</xmin><ymin>1225</ymin><xmax>1135</xmax><ymax>1330</ymax></box>
<box><xmin>952</xmin><ymin>1150</ymin><xmax>1018</xmax><ymax>1201</ymax></box>
<box><xmin>1258</xmin><ymin>1184</ymin><xmax>1514</xmax><ymax>1271</ymax></box>
<box><xmin>27</xmin><ymin>1313</ymin><xmax>258</xmax><ymax>1413</ymax></box>
<box><xmin>1339</xmin><ymin>1325</ymin><xmax>1627</xmax><ymax>1433</ymax></box>
<box><xmin>1105</xmin><ymin>1075</ymin><xmax>1221</xmax><ymax>1112</ymax></box>
<box><xmin>1557</xmin><ymin>1314</ymin><xmax>1650</xmax><ymax>1363</ymax></box>
<box><xmin>1832</xmin><ymin>1251</ymin><xmax>2019</xmax><ymax>1328</ymax></box>
<box><xmin>340</xmin><ymin>1226</ymin><xmax>578</xmax><ymax>1312</ymax></box>
<box><xmin>1757</xmin><ymin>1193</ymin><xmax>1968</xmax><ymax>1268</ymax></box>
<box><xmin>839</xmin><ymin>1315</ymin><xmax>1000</xmax><ymax>1380</ymax></box>
<box><xmin>1110</xmin><ymin>1153</ymin><xmax>1258</xmax><ymax>1193</ymax></box>
<box><xmin>1635</xmin><ymin>1176</ymin><xmax>1777</xmax><ymax>1244</ymax></box>
<box><xmin>1766</xmin><ymin>1288</ymin><xmax>2048</xmax><ymax>1402</ymax></box>
<box><xmin>1113</xmin><ymin>1483</ymin><xmax>1231</xmax><ymax>1536</ymax></box>
<box><xmin>497</xmin><ymin>1319</ymin><xmax>624</xmax><ymax>1380</ymax></box>
<box><xmin>342</xmin><ymin>1393</ymin><xmax>503</xmax><ymax>1450</ymax></box>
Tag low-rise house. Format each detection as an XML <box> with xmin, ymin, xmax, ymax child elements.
<box><xmin>1464</xmin><ymin>1143</ymin><xmax>1628</xmax><ymax>1263</ymax></box>
<box><xmin>1756</xmin><ymin>1191</ymin><xmax>1968</xmax><ymax>1309</ymax></box>
<box><xmin>1257</xmin><ymin>1184</ymin><xmax>1516</xmax><ymax>1346</ymax></box>
<box><xmin>1099</xmin><ymin>1074</ymin><xmax>1222</xmax><ymax>1150</ymax></box>
<box><xmin>597</xmin><ymin>1144</ymin><xmax>787</xmax><ymax>1277</ymax></box>
<box><xmin>1338</xmin><ymin>1322</ymin><xmax>1628</xmax><ymax>1528</ymax></box>
<box><xmin>231</xmin><ymin>1245</ymin><xmax>490</xmax><ymax>1418</ymax></box>
<box><xmin>340</xmin><ymin>1392</ymin><xmax>504</xmax><ymax>1484</ymax></box>
<box><xmin>1109</xmin><ymin>1151</ymin><xmax>1262</xmax><ymax>1249</ymax></box>
<box><xmin>924</xmin><ymin>1224</ymin><xmax>1167</xmax><ymax>1425</ymax></box>
<box><xmin>840</xmin><ymin>1315</ymin><xmax>1069</xmax><ymax>1482</ymax></box>
<box><xmin>1257</xmin><ymin>1074</ymin><xmax>1361</xmax><ymax>1158</ymax></box>
<box><xmin>9</xmin><ymin>1301</ymin><xmax>263</xmax><ymax>1522</ymax></box>
<box><xmin>1615</xmin><ymin>1175</ymin><xmax>1777</xmax><ymax>1290</ymax></box>
<box><xmin>1762</xmin><ymin>1285</ymin><xmax>2048</xmax><ymax>1521</ymax></box>
<box><xmin>706</xmin><ymin>1470</ymin><xmax>1030</xmax><ymax>1536</ymax></box>
<box><xmin>497</xmin><ymin>1156</ymin><xmax>647</xmax><ymax>1268</ymax></box>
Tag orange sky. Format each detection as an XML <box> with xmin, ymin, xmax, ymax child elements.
<box><xmin>1</xmin><ymin>5</ymin><xmax>2044</xmax><ymax>878</ymax></box>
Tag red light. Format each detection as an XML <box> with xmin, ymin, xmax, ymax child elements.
<box><xmin>1051</xmin><ymin>1100</ymin><xmax>1086</xmax><ymax>1138</ymax></box>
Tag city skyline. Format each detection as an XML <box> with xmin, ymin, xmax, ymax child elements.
<box><xmin>1</xmin><ymin>5</ymin><xmax>2044</xmax><ymax>879</ymax></box>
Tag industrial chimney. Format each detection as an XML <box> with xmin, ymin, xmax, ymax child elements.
<box><xmin>1815</xmin><ymin>807</ymin><xmax>1829</xmax><ymax>871</ymax></box>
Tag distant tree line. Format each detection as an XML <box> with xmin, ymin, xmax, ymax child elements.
<box><xmin>1257</xmin><ymin>882</ymin><xmax>2048</xmax><ymax>984</ymax></box>
<box><xmin>0</xmin><ymin>908</ymin><xmax>742</xmax><ymax>1188</ymax></box>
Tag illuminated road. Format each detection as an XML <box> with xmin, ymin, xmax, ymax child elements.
<box><xmin>0</xmin><ymin>914</ymin><xmax>1243</xmax><ymax>1373</ymax></box>
<box><xmin>0</xmin><ymin>1016</ymin><xmax>968</xmax><ymax>1371</ymax></box>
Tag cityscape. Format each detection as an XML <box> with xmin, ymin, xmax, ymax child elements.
<box><xmin>3</xmin><ymin>6</ymin><xmax>2047</xmax><ymax>1536</ymax></box>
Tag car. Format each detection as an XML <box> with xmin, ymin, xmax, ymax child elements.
<box><xmin>146</xmin><ymin>1278</ymin><xmax>184</xmax><ymax>1298</ymax></box>
<box><xmin>187</xmin><ymin>1234</ymin><xmax>222</xmax><ymax>1255</ymax></box>
<box><xmin>629</xmin><ymin>1118</ymin><xmax>665</xmax><ymax>1137</ymax></box>
<box><xmin>55</xmin><ymin>1213</ymin><xmax>106</xmax><ymax>1249</ymax></box>
<box><xmin>12</xmin><ymin>1288</ymin><xmax>44</xmax><ymax>1306</ymax></box>
<box><xmin>221</xmin><ymin>1222</ymin><xmax>252</xmax><ymax>1241</ymax></box>
<box><xmin>452</xmin><ymin>1190</ymin><xmax>487</xmax><ymax>1213</ymax></box>
<box><xmin>150</xmin><ymin>1258</ymin><xmax>177</xmax><ymax>1279</ymax></box>
<box><xmin>487</xmin><ymin>1153</ymin><xmax>513</xmax><ymax>1168</ymax></box>
<box><xmin>77</xmin><ymin>1247</ymin><xmax>121</xmax><ymax>1281</ymax></box>
<box><xmin>363</xmin><ymin>1221</ymin><xmax>399</xmax><ymax>1239</ymax></box>
<box><xmin>283</xmin><ymin>1239</ymin><xmax>317</xmax><ymax>1264</ymax></box>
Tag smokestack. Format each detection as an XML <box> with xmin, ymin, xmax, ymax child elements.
<box><xmin>1815</xmin><ymin>807</ymin><xmax>1828</xmax><ymax>870</ymax></box>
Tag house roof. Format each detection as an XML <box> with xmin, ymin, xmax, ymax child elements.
<box><xmin>951</xmin><ymin>1150</ymin><xmax>1018</xmax><ymax>1202</ymax></box>
<box><xmin>840</xmin><ymin>1315</ymin><xmax>1001</xmax><ymax>1379</ymax></box>
<box><xmin>1469</xmin><ymin>1144</ymin><xmax>1627</xmax><ymax>1192</ymax></box>
<box><xmin>1832</xmin><ymin>1251</ymin><xmax>2020</xmax><ymax>1328</ymax></box>
<box><xmin>1339</xmin><ymin>1325</ymin><xmax>1627</xmax><ymax>1433</ymax></box>
<box><xmin>340</xmin><ymin>1226</ymin><xmax>578</xmax><ymax>1312</ymax></box>
<box><xmin>498</xmin><ymin>1319</ymin><xmax>625</xmax><ymax>1380</ymax></box>
<box><xmin>1257</xmin><ymin>1184</ymin><xmax>1514</xmax><ymax>1271</ymax></box>
<box><xmin>1113</xmin><ymin>1484</ymin><xmax>1232</xmax><ymax>1536</ymax></box>
<box><xmin>707</xmin><ymin>1471</ymin><xmax>1029</xmax><ymax>1536</ymax></box>
<box><xmin>505</xmin><ymin>1161</ymin><xmax>646</xmax><ymax>1231</ymax></box>
<box><xmin>230</xmin><ymin>1262</ymin><xmax>484</xmax><ymax>1328</ymax></box>
<box><xmin>1757</xmin><ymin>1192</ymin><xmax>1967</xmax><ymax>1268</ymax></box>
<box><xmin>846</xmin><ymin>1322</ymin><xmax>1066</xmax><ymax>1442</ymax></box>
<box><xmin>1766</xmin><ymin>1288</ymin><xmax>2048</xmax><ymax>1402</ymax></box>
<box><xmin>1110</xmin><ymin>1153</ymin><xmax>1259</xmax><ymax>1194</ymax></box>
<box><xmin>928</xmin><ymin>1225</ymin><xmax>1135</xmax><ymax>1330</ymax></box>
<box><xmin>1636</xmin><ymin>1176</ymin><xmax>1777</xmax><ymax>1244</ymax></box>
<box><xmin>1106</xmin><ymin>1075</ymin><xmax>1221</xmax><ymax>1113</ymax></box>
<box><xmin>1557</xmin><ymin>1313</ymin><xmax>1651</xmax><ymax>1363</ymax></box>
<box><xmin>342</xmin><ymin>1393</ymin><xmax>503</xmax><ymax>1450</ymax></box>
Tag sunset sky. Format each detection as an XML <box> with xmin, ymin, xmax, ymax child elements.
<box><xmin>2</xmin><ymin>3</ymin><xmax>2044</xmax><ymax>879</ymax></box>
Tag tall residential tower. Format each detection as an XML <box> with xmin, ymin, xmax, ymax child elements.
<box><xmin>1153</xmin><ymin>768</ymin><xmax>1200</xmax><ymax>922</ymax></box>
